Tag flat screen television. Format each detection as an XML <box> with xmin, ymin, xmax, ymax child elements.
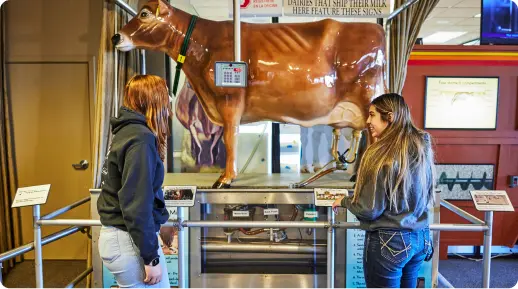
<box><xmin>480</xmin><ymin>0</ymin><xmax>518</xmax><ymax>45</ymax></box>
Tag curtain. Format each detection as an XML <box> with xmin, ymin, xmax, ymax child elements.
<box><xmin>89</xmin><ymin>1</ymin><xmax>139</xmax><ymax>286</ymax></box>
<box><xmin>0</xmin><ymin>4</ymin><xmax>23</xmax><ymax>276</ymax></box>
<box><xmin>92</xmin><ymin>0</ymin><xmax>139</xmax><ymax>189</ymax></box>
<box><xmin>389</xmin><ymin>0</ymin><xmax>440</xmax><ymax>94</ymax></box>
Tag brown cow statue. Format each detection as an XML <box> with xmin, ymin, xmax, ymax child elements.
<box><xmin>113</xmin><ymin>0</ymin><xmax>387</xmax><ymax>188</ymax></box>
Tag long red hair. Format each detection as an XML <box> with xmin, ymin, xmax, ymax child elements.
<box><xmin>123</xmin><ymin>75</ymin><xmax>171</xmax><ymax>161</ymax></box>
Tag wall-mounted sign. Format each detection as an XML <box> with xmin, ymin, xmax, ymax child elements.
<box><xmin>229</xmin><ymin>0</ymin><xmax>283</xmax><ymax>17</ymax></box>
<box><xmin>284</xmin><ymin>0</ymin><xmax>392</xmax><ymax>18</ymax></box>
<box><xmin>424</xmin><ymin>76</ymin><xmax>499</xmax><ymax>130</ymax></box>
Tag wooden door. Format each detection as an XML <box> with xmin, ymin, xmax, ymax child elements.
<box><xmin>9</xmin><ymin>62</ymin><xmax>93</xmax><ymax>259</ymax></box>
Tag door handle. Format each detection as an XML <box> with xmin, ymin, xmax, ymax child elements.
<box><xmin>72</xmin><ymin>160</ymin><xmax>89</xmax><ymax>170</ymax></box>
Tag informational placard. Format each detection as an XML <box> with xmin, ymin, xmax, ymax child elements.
<box><xmin>163</xmin><ymin>186</ymin><xmax>197</xmax><ymax>207</ymax></box>
<box><xmin>264</xmin><ymin>208</ymin><xmax>279</xmax><ymax>216</ymax></box>
<box><xmin>229</xmin><ymin>0</ymin><xmax>282</xmax><ymax>17</ymax></box>
<box><xmin>215</xmin><ymin>62</ymin><xmax>248</xmax><ymax>88</ymax></box>
<box><xmin>314</xmin><ymin>188</ymin><xmax>348</xmax><ymax>207</ymax></box>
<box><xmin>345</xmin><ymin>210</ymin><xmax>366</xmax><ymax>288</ymax></box>
<box><xmin>284</xmin><ymin>0</ymin><xmax>392</xmax><ymax>18</ymax></box>
<box><xmin>471</xmin><ymin>190</ymin><xmax>514</xmax><ymax>212</ymax></box>
<box><xmin>11</xmin><ymin>184</ymin><xmax>51</xmax><ymax>208</ymax></box>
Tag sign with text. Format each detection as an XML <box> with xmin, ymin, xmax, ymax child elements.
<box><xmin>12</xmin><ymin>184</ymin><xmax>51</xmax><ymax>208</ymax></box>
<box><xmin>163</xmin><ymin>186</ymin><xmax>197</xmax><ymax>207</ymax></box>
<box><xmin>229</xmin><ymin>0</ymin><xmax>283</xmax><ymax>17</ymax></box>
<box><xmin>314</xmin><ymin>188</ymin><xmax>348</xmax><ymax>207</ymax></box>
<box><xmin>471</xmin><ymin>190</ymin><xmax>514</xmax><ymax>212</ymax></box>
<box><xmin>233</xmin><ymin>210</ymin><xmax>251</xmax><ymax>217</ymax></box>
<box><xmin>264</xmin><ymin>208</ymin><xmax>279</xmax><ymax>216</ymax></box>
<box><xmin>284</xmin><ymin>0</ymin><xmax>392</xmax><ymax>18</ymax></box>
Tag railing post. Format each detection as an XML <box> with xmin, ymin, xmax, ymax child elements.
<box><xmin>327</xmin><ymin>208</ymin><xmax>335</xmax><ymax>288</ymax></box>
<box><xmin>482</xmin><ymin>211</ymin><xmax>493</xmax><ymax>288</ymax></box>
<box><xmin>177</xmin><ymin>207</ymin><xmax>187</xmax><ymax>288</ymax></box>
<box><xmin>33</xmin><ymin>205</ymin><xmax>43</xmax><ymax>288</ymax></box>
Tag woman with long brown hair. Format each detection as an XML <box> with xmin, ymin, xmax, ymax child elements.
<box><xmin>97</xmin><ymin>75</ymin><xmax>171</xmax><ymax>288</ymax></box>
<box><xmin>333</xmin><ymin>93</ymin><xmax>435</xmax><ymax>288</ymax></box>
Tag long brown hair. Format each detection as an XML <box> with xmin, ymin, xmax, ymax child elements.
<box><xmin>352</xmin><ymin>93</ymin><xmax>435</xmax><ymax>212</ymax></box>
<box><xmin>123</xmin><ymin>75</ymin><xmax>171</xmax><ymax>161</ymax></box>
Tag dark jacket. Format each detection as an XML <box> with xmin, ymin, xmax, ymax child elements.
<box><xmin>97</xmin><ymin>107</ymin><xmax>169</xmax><ymax>264</ymax></box>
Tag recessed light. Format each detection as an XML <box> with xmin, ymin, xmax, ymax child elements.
<box><xmin>437</xmin><ymin>20</ymin><xmax>449</xmax><ymax>24</ymax></box>
<box><xmin>423</xmin><ymin>32</ymin><xmax>467</xmax><ymax>44</ymax></box>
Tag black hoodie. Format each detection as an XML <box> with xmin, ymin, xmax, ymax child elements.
<box><xmin>97</xmin><ymin>107</ymin><xmax>169</xmax><ymax>264</ymax></box>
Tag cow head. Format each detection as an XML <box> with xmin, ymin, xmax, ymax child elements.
<box><xmin>112</xmin><ymin>0</ymin><xmax>178</xmax><ymax>53</ymax></box>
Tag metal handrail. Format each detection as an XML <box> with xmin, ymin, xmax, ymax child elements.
<box><xmin>1</xmin><ymin>199</ymin><xmax>495</xmax><ymax>289</ymax></box>
<box><xmin>441</xmin><ymin>200</ymin><xmax>485</xmax><ymax>225</ymax></box>
<box><xmin>0</xmin><ymin>226</ymin><xmax>83</xmax><ymax>263</ymax></box>
<box><xmin>115</xmin><ymin>0</ymin><xmax>137</xmax><ymax>16</ymax></box>
<box><xmin>41</xmin><ymin>197</ymin><xmax>90</xmax><ymax>220</ymax></box>
<box><xmin>65</xmin><ymin>267</ymin><xmax>93</xmax><ymax>288</ymax></box>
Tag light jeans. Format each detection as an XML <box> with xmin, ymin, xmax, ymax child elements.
<box><xmin>98</xmin><ymin>226</ymin><xmax>170</xmax><ymax>288</ymax></box>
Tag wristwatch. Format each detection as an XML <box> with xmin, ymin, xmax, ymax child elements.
<box><xmin>147</xmin><ymin>256</ymin><xmax>160</xmax><ymax>266</ymax></box>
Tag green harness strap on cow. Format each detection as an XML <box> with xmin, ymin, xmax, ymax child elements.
<box><xmin>172</xmin><ymin>15</ymin><xmax>198</xmax><ymax>96</ymax></box>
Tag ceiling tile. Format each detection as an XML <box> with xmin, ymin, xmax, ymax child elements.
<box><xmin>454</xmin><ymin>0</ymin><xmax>481</xmax><ymax>8</ymax></box>
<box><xmin>435</xmin><ymin>7</ymin><xmax>481</xmax><ymax>18</ymax></box>
<box><xmin>456</xmin><ymin>17</ymin><xmax>481</xmax><ymax>26</ymax></box>
<box><xmin>427</xmin><ymin>7</ymin><xmax>448</xmax><ymax>18</ymax></box>
<box><xmin>435</xmin><ymin>0</ymin><xmax>464</xmax><ymax>8</ymax></box>
<box><xmin>425</xmin><ymin>17</ymin><xmax>466</xmax><ymax>26</ymax></box>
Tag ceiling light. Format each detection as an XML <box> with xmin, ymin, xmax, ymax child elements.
<box><xmin>423</xmin><ymin>32</ymin><xmax>467</xmax><ymax>44</ymax></box>
<box><xmin>437</xmin><ymin>20</ymin><xmax>449</xmax><ymax>24</ymax></box>
<box><xmin>474</xmin><ymin>14</ymin><xmax>481</xmax><ymax>18</ymax></box>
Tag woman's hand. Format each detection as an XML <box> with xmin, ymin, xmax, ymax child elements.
<box><xmin>144</xmin><ymin>264</ymin><xmax>162</xmax><ymax>285</ymax></box>
<box><xmin>332</xmin><ymin>196</ymin><xmax>345</xmax><ymax>214</ymax></box>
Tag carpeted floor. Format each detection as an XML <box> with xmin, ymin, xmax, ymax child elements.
<box><xmin>438</xmin><ymin>257</ymin><xmax>518</xmax><ymax>288</ymax></box>
<box><xmin>2</xmin><ymin>260</ymin><xmax>87</xmax><ymax>288</ymax></box>
<box><xmin>2</xmin><ymin>258</ymin><xmax>517</xmax><ymax>288</ymax></box>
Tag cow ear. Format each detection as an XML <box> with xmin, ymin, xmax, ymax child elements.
<box><xmin>156</xmin><ymin>0</ymin><xmax>169</xmax><ymax>16</ymax></box>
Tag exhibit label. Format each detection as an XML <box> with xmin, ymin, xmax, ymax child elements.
<box><xmin>264</xmin><ymin>208</ymin><xmax>279</xmax><ymax>215</ymax></box>
<box><xmin>12</xmin><ymin>184</ymin><xmax>51</xmax><ymax>208</ymax></box>
<box><xmin>471</xmin><ymin>190</ymin><xmax>514</xmax><ymax>212</ymax></box>
<box><xmin>233</xmin><ymin>210</ymin><xmax>250</xmax><ymax>217</ymax></box>
<box><xmin>284</xmin><ymin>0</ymin><xmax>392</xmax><ymax>18</ymax></box>
<box><xmin>229</xmin><ymin>0</ymin><xmax>283</xmax><ymax>17</ymax></box>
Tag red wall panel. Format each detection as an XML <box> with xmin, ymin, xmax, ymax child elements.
<box><xmin>403</xmin><ymin>46</ymin><xmax>518</xmax><ymax>259</ymax></box>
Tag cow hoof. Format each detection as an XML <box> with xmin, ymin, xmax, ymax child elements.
<box><xmin>212</xmin><ymin>181</ymin><xmax>231</xmax><ymax>189</ymax></box>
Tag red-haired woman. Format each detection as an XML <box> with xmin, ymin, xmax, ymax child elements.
<box><xmin>97</xmin><ymin>75</ymin><xmax>171</xmax><ymax>288</ymax></box>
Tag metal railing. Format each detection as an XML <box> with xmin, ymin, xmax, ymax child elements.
<box><xmin>0</xmin><ymin>194</ymin><xmax>494</xmax><ymax>289</ymax></box>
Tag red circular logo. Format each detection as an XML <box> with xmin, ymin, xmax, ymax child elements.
<box><xmin>241</xmin><ymin>0</ymin><xmax>251</xmax><ymax>8</ymax></box>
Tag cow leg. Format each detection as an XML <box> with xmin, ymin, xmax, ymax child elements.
<box><xmin>331</xmin><ymin>128</ymin><xmax>347</xmax><ymax>170</ymax></box>
<box><xmin>210</xmin><ymin>128</ymin><xmax>224</xmax><ymax>166</ymax></box>
<box><xmin>189</xmin><ymin>123</ymin><xmax>203</xmax><ymax>164</ymax></box>
<box><xmin>212</xmin><ymin>95</ymin><xmax>244</xmax><ymax>189</ymax></box>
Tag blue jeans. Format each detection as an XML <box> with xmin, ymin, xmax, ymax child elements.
<box><xmin>98</xmin><ymin>226</ymin><xmax>170</xmax><ymax>288</ymax></box>
<box><xmin>363</xmin><ymin>227</ymin><xmax>433</xmax><ymax>288</ymax></box>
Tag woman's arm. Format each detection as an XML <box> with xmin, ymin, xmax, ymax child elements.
<box><xmin>118</xmin><ymin>142</ymin><xmax>159</xmax><ymax>265</ymax></box>
<box><xmin>340</xmin><ymin>170</ymin><xmax>387</xmax><ymax>221</ymax></box>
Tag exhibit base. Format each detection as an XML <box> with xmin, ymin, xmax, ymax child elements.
<box><xmin>90</xmin><ymin>173</ymin><xmax>438</xmax><ymax>288</ymax></box>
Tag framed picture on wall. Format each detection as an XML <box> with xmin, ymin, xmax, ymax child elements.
<box><xmin>435</xmin><ymin>164</ymin><xmax>495</xmax><ymax>200</ymax></box>
<box><xmin>424</xmin><ymin>76</ymin><xmax>499</xmax><ymax>130</ymax></box>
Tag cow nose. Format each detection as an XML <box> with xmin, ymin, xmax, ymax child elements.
<box><xmin>111</xmin><ymin>34</ymin><xmax>122</xmax><ymax>46</ymax></box>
